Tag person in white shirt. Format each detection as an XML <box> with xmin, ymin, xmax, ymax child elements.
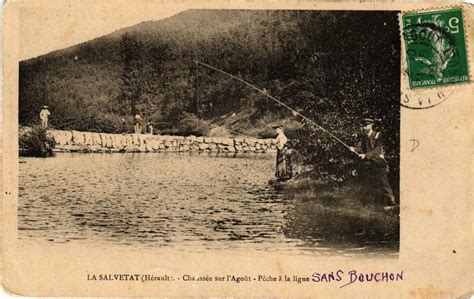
<box><xmin>147</xmin><ymin>122</ymin><xmax>154</xmax><ymax>135</ymax></box>
<box><xmin>134</xmin><ymin>114</ymin><xmax>143</xmax><ymax>135</ymax></box>
<box><xmin>39</xmin><ymin>105</ymin><xmax>51</xmax><ymax>129</ymax></box>
<box><xmin>274</xmin><ymin>125</ymin><xmax>292</xmax><ymax>181</ymax></box>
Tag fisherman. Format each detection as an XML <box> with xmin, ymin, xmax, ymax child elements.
<box><xmin>350</xmin><ymin>118</ymin><xmax>397</xmax><ymax>207</ymax></box>
<box><xmin>274</xmin><ymin>125</ymin><xmax>292</xmax><ymax>181</ymax></box>
<box><xmin>134</xmin><ymin>114</ymin><xmax>143</xmax><ymax>135</ymax></box>
<box><xmin>39</xmin><ymin>105</ymin><xmax>51</xmax><ymax>129</ymax></box>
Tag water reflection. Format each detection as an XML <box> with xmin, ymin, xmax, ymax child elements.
<box><xmin>284</xmin><ymin>199</ymin><xmax>399</xmax><ymax>252</ymax></box>
<box><xmin>19</xmin><ymin>153</ymin><xmax>397</xmax><ymax>256</ymax></box>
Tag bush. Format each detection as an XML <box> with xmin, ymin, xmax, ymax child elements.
<box><xmin>176</xmin><ymin>112</ymin><xmax>211</xmax><ymax>136</ymax></box>
<box><xmin>19</xmin><ymin>126</ymin><xmax>56</xmax><ymax>157</ymax></box>
<box><xmin>292</xmin><ymin>112</ymin><xmax>399</xmax><ymax>188</ymax></box>
<box><xmin>88</xmin><ymin>113</ymin><xmax>127</xmax><ymax>134</ymax></box>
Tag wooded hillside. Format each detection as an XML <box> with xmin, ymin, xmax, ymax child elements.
<box><xmin>19</xmin><ymin>9</ymin><xmax>400</xmax><ymax>182</ymax></box>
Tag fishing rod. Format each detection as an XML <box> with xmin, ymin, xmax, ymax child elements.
<box><xmin>193</xmin><ymin>60</ymin><xmax>353</xmax><ymax>151</ymax></box>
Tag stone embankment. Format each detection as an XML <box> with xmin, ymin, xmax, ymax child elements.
<box><xmin>37</xmin><ymin>129</ymin><xmax>277</xmax><ymax>154</ymax></box>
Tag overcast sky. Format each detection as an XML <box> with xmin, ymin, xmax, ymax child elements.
<box><xmin>18</xmin><ymin>2</ymin><xmax>183</xmax><ymax>61</ymax></box>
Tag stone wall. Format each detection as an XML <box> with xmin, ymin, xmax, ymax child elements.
<box><xmin>42</xmin><ymin>129</ymin><xmax>277</xmax><ymax>154</ymax></box>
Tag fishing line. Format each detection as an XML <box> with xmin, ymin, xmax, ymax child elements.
<box><xmin>194</xmin><ymin>60</ymin><xmax>353</xmax><ymax>151</ymax></box>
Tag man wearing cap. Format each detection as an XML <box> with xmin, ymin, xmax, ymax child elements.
<box><xmin>39</xmin><ymin>105</ymin><xmax>51</xmax><ymax>129</ymax></box>
<box><xmin>350</xmin><ymin>118</ymin><xmax>397</xmax><ymax>207</ymax></box>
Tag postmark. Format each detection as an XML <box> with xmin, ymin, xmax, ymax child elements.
<box><xmin>401</xmin><ymin>8</ymin><xmax>470</xmax><ymax>90</ymax></box>
<box><xmin>399</xmin><ymin>87</ymin><xmax>454</xmax><ymax>110</ymax></box>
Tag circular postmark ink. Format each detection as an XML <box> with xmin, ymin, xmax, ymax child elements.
<box><xmin>403</xmin><ymin>22</ymin><xmax>457</xmax><ymax>85</ymax></box>
<box><xmin>400</xmin><ymin>8</ymin><xmax>468</xmax><ymax>109</ymax></box>
<box><xmin>399</xmin><ymin>88</ymin><xmax>454</xmax><ymax>110</ymax></box>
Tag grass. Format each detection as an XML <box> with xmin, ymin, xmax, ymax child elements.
<box><xmin>281</xmin><ymin>177</ymin><xmax>399</xmax><ymax>249</ymax></box>
<box><xmin>19</xmin><ymin>125</ymin><xmax>56</xmax><ymax>157</ymax></box>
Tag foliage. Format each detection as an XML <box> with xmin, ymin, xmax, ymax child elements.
<box><xmin>19</xmin><ymin>126</ymin><xmax>56</xmax><ymax>157</ymax></box>
<box><xmin>19</xmin><ymin>10</ymin><xmax>400</xmax><ymax>183</ymax></box>
<box><xmin>119</xmin><ymin>33</ymin><xmax>150</xmax><ymax>115</ymax></box>
<box><xmin>176</xmin><ymin>112</ymin><xmax>211</xmax><ymax>136</ymax></box>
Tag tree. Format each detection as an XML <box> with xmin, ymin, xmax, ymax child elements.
<box><xmin>119</xmin><ymin>33</ymin><xmax>146</xmax><ymax>115</ymax></box>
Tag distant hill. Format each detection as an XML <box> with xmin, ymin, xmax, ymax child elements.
<box><xmin>19</xmin><ymin>9</ymin><xmax>400</xmax><ymax>140</ymax></box>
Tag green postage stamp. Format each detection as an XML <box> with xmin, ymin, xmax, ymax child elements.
<box><xmin>402</xmin><ymin>8</ymin><xmax>470</xmax><ymax>89</ymax></box>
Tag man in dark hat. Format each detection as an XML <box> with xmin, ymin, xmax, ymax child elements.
<box><xmin>39</xmin><ymin>105</ymin><xmax>51</xmax><ymax>129</ymax></box>
<box><xmin>350</xmin><ymin>118</ymin><xmax>397</xmax><ymax>207</ymax></box>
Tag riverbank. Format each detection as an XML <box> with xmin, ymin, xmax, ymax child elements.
<box><xmin>19</xmin><ymin>127</ymin><xmax>278</xmax><ymax>155</ymax></box>
<box><xmin>280</xmin><ymin>177</ymin><xmax>399</xmax><ymax>248</ymax></box>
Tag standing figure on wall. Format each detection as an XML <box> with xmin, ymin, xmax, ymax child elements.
<box><xmin>39</xmin><ymin>105</ymin><xmax>50</xmax><ymax>129</ymax></box>
<box><xmin>134</xmin><ymin>114</ymin><xmax>143</xmax><ymax>135</ymax></box>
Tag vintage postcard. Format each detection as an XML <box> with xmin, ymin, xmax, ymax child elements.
<box><xmin>2</xmin><ymin>0</ymin><xmax>473</xmax><ymax>297</ymax></box>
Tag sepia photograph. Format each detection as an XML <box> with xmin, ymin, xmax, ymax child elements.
<box><xmin>17</xmin><ymin>9</ymin><xmax>401</xmax><ymax>256</ymax></box>
<box><xmin>3</xmin><ymin>1</ymin><xmax>474</xmax><ymax>297</ymax></box>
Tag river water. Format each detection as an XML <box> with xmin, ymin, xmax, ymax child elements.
<box><xmin>19</xmin><ymin>153</ymin><xmax>397</xmax><ymax>256</ymax></box>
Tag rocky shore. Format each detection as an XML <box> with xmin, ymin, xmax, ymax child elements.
<box><xmin>20</xmin><ymin>127</ymin><xmax>278</xmax><ymax>154</ymax></box>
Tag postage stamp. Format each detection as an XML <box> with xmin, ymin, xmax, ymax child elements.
<box><xmin>402</xmin><ymin>8</ymin><xmax>470</xmax><ymax>89</ymax></box>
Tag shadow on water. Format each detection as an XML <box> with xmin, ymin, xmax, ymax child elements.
<box><xmin>281</xmin><ymin>179</ymin><xmax>399</xmax><ymax>252</ymax></box>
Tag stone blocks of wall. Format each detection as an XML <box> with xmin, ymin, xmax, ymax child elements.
<box><xmin>45</xmin><ymin>130</ymin><xmax>277</xmax><ymax>154</ymax></box>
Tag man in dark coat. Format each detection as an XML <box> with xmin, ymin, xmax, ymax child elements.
<box><xmin>350</xmin><ymin>118</ymin><xmax>397</xmax><ymax>207</ymax></box>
